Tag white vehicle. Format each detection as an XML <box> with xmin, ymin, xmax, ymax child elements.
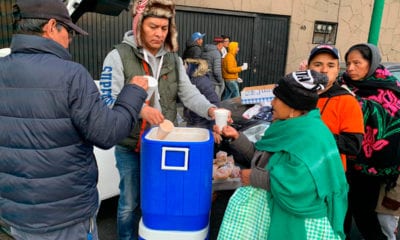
<box><xmin>95</xmin><ymin>147</ymin><xmax>120</xmax><ymax>201</ymax></box>
<box><xmin>93</xmin><ymin>80</ymin><xmax>120</xmax><ymax>201</ymax></box>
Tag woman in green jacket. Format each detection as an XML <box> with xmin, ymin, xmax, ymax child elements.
<box><xmin>216</xmin><ymin>70</ymin><xmax>348</xmax><ymax>239</ymax></box>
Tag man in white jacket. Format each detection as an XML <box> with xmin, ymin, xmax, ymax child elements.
<box><xmin>99</xmin><ymin>0</ymin><xmax>217</xmax><ymax>239</ymax></box>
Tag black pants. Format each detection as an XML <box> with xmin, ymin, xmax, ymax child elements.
<box><xmin>209</xmin><ymin>190</ymin><xmax>235</xmax><ymax>240</ymax></box>
<box><xmin>347</xmin><ymin>172</ymin><xmax>387</xmax><ymax>240</ymax></box>
<box><xmin>344</xmin><ymin>173</ymin><xmax>353</xmax><ymax>240</ymax></box>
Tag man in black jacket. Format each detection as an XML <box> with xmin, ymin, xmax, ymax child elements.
<box><xmin>183</xmin><ymin>31</ymin><xmax>205</xmax><ymax>60</ymax></box>
<box><xmin>0</xmin><ymin>0</ymin><xmax>148</xmax><ymax>239</ymax></box>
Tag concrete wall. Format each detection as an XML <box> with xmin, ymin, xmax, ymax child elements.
<box><xmin>175</xmin><ymin>0</ymin><xmax>400</xmax><ymax>73</ymax></box>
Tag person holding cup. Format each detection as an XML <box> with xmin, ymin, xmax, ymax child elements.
<box><xmin>221</xmin><ymin>41</ymin><xmax>248</xmax><ymax>100</ymax></box>
<box><xmin>0</xmin><ymin>0</ymin><xmax>149</xmax><ymax>239</ymax></box>
<box><xmin>99</xmin><ymin>1</ymin><xmax>220</xmax><ymax>238</ymax></box>
<box><xmin>215</xmin><ymin>70</ymin><xmax>348</xmax><ymax>239</ymax></box>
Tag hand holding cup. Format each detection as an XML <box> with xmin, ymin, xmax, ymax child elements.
<box><xmin>241</xmin><ymin>63</ymin><xmax>248</xmax><ymax>71</ymax></box>
<box><xmin>129</xmin><ymin>76</ymin><xmax>149</xmax><ymax>91</ymax></box>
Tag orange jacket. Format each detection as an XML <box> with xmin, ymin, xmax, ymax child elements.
<box><xmin>317</xmin><ymin>84</ymin><xmax>364</xmax><ymax>171</ymax></box>
<box><xmin>222</xmin><ymin>42</ymin><xmax>243</xmax><ymax>80</ymax></box>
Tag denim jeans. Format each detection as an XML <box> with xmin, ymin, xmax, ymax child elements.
<box><xmin>222</xmin><ymin>80</ymin><xmax>239</xmax><ymax>100</ymax></box>
<box><xmin>115</xmin><ymin>145</ymin><xmax>141</xmax><ymax>240</ymax></box>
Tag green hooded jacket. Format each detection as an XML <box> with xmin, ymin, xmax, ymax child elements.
<box><xmin>255</xmin><ymin>109</ymin><xmax>348</xmax><ymax>240</ymax></box>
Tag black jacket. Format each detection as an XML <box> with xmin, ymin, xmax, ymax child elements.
<box><xmin>0</xmin><ymin>34</ymin><xmax>146</xmax><ymax>233</ymax></box>
<box><xmin>182</xmin><ymin>39</ymin><xmax>202</xmax><ymax>60</ymax></box>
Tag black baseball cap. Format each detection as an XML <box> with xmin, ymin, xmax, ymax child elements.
<box><xmin>308</xmin><ymin>44</ymin><xmax>340</xmax><ymax>64</ymax></box>
<box><xmin>15</xmin><ymin>0</ymin><xmax>88</xmax><ymax>35</ymax></box>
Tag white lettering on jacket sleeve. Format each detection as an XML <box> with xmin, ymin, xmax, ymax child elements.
<box><xmin>100</xmin><ymin>66</ymin><xmax>115</xmax><ymax>107</ymax></box>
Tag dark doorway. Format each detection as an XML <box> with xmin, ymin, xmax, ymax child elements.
<box><xmin>175</xmin><ymin>6</ymin><xmax>290</xmax><ymax>87</ymax></box>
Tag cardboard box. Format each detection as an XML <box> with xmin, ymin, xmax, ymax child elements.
<box><xmin>240</xmin><ymin>84</ymin><xmax>275</xmax><ymax>105</ymax></box>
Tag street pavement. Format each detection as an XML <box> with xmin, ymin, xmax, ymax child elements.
<box><xmin>0</xmin><ymin>198</ymin><xmax>119</xmax><ymax>240</ymax></box>
<box><xmin>1</xmin><ymin>195</ymin><xmax>400</xmax><ymax>240</ymax></box>
<box><xmin>96</xmin><ymin>193</ymin><xmax>399</xmax><ymax>240</ymax></box>
<box><xmin>97</xmin><ymin>196</ymin><xmax>118</xmax><ymax>239</ymax></box>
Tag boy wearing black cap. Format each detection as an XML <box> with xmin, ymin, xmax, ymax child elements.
<box><xmin>307</xmin><ymin>44</ymin><xmax>364</xmax><ymax>171</ymax></box>
<box><xmin>0</xmin><ymin>0</ymin><xmax>149</xmax><ymax>239</ymax></box>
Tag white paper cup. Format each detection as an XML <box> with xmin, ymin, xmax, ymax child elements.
<box><xmin>156</xmin><ymin>119</ymin><xmax>174</xmax><ymax>140</ymax></box>
<box><xmin>214</xmin><ymin>109</ymin><xmax>230</xmax><ymax>131</ymax></box>
<box><xmin>144</xmin><ymin>76</ymin><xmax>158</xmax><ymax>101</ymax></box>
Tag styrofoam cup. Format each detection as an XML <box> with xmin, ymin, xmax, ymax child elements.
<box><xmin>144</xmin><ymin>76</ymin><xmax>158</xmax><ymax>101</ymax></box>
<box><xmin>156</xmin><ymin>119</ymin><xmax>174</xmax><ymax>140</ymax></box>
<box><xmin>214</xmin><ymin>109</ymin><xmax>230</xmax><ymax>131</ymax></box>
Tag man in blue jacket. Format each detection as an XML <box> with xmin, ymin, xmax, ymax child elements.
<box><xmin>0</xmin><ymin>0</ymin><xmax>148</xmax><ymax>239</ymax></box>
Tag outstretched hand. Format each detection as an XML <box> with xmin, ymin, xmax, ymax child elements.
<box><xmin>221</xmin><ymin>125</ymin><xmax>240</xmax><ymax>140</ymax></box>
<box><xmin>140</xmin><ymin>105</ymin><xmax>164</xmax><ymax>125</ymax></box>
<box><xmin>212</xmin><ymin>124</ymin><xmax>239</xmax><ymax>144</ymax></box>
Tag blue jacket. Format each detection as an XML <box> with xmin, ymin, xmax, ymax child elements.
<box><xmin>0</xmin><ymin>34</ymin><xmax>146</xmax><ymax>233</ymax></box>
